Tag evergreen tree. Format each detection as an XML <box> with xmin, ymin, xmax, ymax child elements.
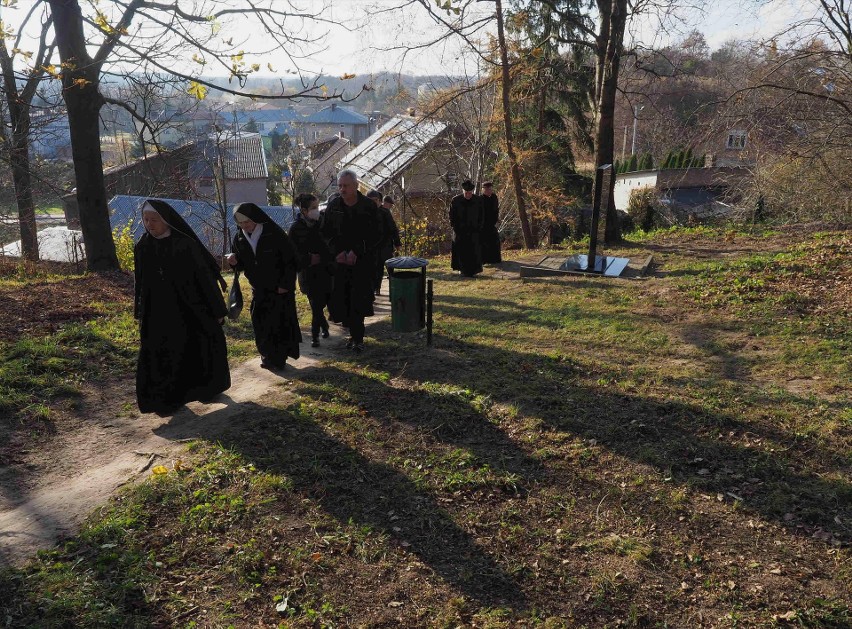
<box><xmin>627</xmin><ymin>153</ymin><xmax>638</xmax><ymax>172</ymax></box>
<box><xmin>244</xmin><ymin>117</ymin><xmax>259</xmax><ymax>133</ymax></box>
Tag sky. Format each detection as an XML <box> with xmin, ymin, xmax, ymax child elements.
<box><xmin>1</xmin><ymin>0</ymin><xmax>819</xmax><ymax>79</ymax></box>
<box><xmin>310</xmin><ymin>0</ymin><xmax>816</xmax><ymax>76</ymax></box>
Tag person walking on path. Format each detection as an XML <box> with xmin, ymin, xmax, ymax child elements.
<box><xmin>134</xmin><ymin>199</ymin><xmax>230</xmax><ymax>415</ymax></box>
<box><xmin>480</xmin><ymin>181</ymin><xmax>502</xmax><ymax>264</ymax></box>
<box><xmin>321</xmin><ymin>170</ymin><xmax>382</xmax><ymax>352</ymax></box>
<box><xmin>289</xmin><ymin>193</ymin><xmax>333</xmax><ymax>348</ymax></box>
<box><xmin>374</xmin><ymin>195</ymin><xmax>401</xmax><ymax>295</ymax></box>
<box><xmin>449</xmin><ymin>179</ymin><xmax>484</xmax><ymax>277</ymax></box>
<box><xmin>227</xmin><ymin>202</ymin><xmax>302</xmax><ymax>370</ymax></box>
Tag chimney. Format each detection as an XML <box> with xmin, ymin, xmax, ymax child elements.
<box><xmin>331</xmin><ymin>103</ymin><xmax>337</xmax><ymax>111</ymax></box>
<box><xmin>339</xmin><ymin>131</ymin><xmax>345</xmax><ymax>138</ymax></box>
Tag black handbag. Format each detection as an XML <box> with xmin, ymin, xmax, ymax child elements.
<box><xmin>228</xmin><ymin>270</ymin><xmax>243</xmax><ymax>320</ymax></box>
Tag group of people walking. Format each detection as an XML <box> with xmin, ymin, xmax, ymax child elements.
<box><xmin>450</xmin><ymin>179</ymin><xmax>502</xmax><ymax>277</ymax></box>
<box><xmin>134</xmin><ymin>169</ymin><xmax>400</xmax><ymax>415</ymax></box>
<box><xmin>134</xmin><ymin>170</ymin><xmax>500</xmax><ymax>416</ymax></box>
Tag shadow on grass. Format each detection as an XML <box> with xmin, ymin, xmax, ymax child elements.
<box><xmin>154</xmin><ymin>395</ymin><xmax>528</xmax><ymax>609</ymax></box>
<box><xmin>359</xmin><ymin>321</ymin><xmax>851</xmax><ymax>543</ymax></box>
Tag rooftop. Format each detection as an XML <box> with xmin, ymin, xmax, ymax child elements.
<box><xmin>337</xmin><ymin>117</ymin><xmax>448</xmax><ymax>190</ymax></box>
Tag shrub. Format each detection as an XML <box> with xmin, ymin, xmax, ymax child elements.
<box><xmin>399</xmin><ymin>219</ymin><xmax>445</xmax><ymax>257</ymax></box>
<box><xmin>112</xmin><ymin>219</ymin><xmax>135</xmax><ymax>272</ymax></box>
<box><xmin>626</xmin><ymin>187</ymin><xmax>659</xmax><ymax>232</ymax></box>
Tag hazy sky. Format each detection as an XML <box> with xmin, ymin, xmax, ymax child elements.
<box><xmin>294</xmin><ymin>0</ymin><xmax>814</xmax><ymax>75</ymax></box>
<box><xmin>1</xmin><ymin>0</ymin><xmax>815</xmax><ymax>79</ymax></box>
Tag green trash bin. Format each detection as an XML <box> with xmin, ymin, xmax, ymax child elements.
<box><xmin>386</xmin><ymin>256</ymin><xmax>428</xmax><ymax>333</ymax></box>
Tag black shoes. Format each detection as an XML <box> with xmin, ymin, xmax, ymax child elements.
<box><xmin>345</xmin><ymin>338</ymin><xmax>364</xmax><ymax>353</ymax></box>
<box><xmin>261</xmin><ymin>359</ymin><xmax>286</xmax><ymax>371</ymax></box>
<box><xmin>311</xmin><ymin>337</ymin><xmax>320</xmax><ymax>348</ymax></box>
<box><xmin>321</xmin><ymin>325</ymin><xmax>330</xmax><ymax>338</ymax></box>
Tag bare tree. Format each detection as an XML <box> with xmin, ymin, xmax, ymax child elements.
<box><xmin>708</xmin><ymin>1</ymin><xmax>852</xmax><ymax>222</ymax></box>
<box><xmin>383</xmin><ymin>0</ymin><xmax>536</xmax><ymax>247</ymax></box>
<box><xmin>46</xmin><ymin>0</ymin><xmax>356</xmax><ymax>272</ymax></box>
<box><xmin>0</xmin><ymin>2</ymin><xmax>54</xmax><ymax>260</ymax></box>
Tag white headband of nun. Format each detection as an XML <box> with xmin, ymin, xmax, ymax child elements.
<box><xmin>234</xmin><ymin>211</ymin><xmax>251</xmax><ymax>223</ymax></box>
<box><xmin>142</xmin><ymin>201</ymin><xmax>162</xmax><ymax>215</ymax></box>
<box><xmin>142</xmin><ymin>201</ymin><xmax>173</xmax><ymax>238</ymax></box>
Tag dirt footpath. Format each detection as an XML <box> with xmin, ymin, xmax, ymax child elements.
<box><xmin>0</xmin><ymin>294</ymin><xmax>392</xmax><ymax>567</ymax></box>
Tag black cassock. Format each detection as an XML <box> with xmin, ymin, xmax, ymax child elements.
<box><xmin>480</xmin><ymin>193</ymin><xmax>502</xmax><ymax>264</ymax></box>
<box><xmin>134</xmin><ymin>232</ymin><xmax>230</xmax><ymax>414</ymax></box>
<box><xmin>232</xmin><ymin>220</ymin><xmax>302</xmax><ymax>368</ymax></box>
<box><xmin>321</xmin><ymin>192</ymin><xmax>382</xmax><ymax>326</ymax></box>
<box><xmin>450</xmin><ymin>193</ymin><xmax>484</xmax><ymax>276</ymax></box>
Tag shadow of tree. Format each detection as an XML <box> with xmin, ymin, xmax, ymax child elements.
<box><xmin>356</xmin><ymin>288</ymin><xmax>852</xmax><ymax>539</ymax></box>
<box><xmin>358</xmin><ymin>321</ymin><xmax>851</xmax><ymax>542</ymax></box>
<box><xmin>155</xmin><ymin>397</ymin><xmax>528</xmax><ymax>609</ymax></box>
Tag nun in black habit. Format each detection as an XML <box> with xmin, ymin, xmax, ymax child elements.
<box><xmin>134</xmin><ymin>199</ymin><xmax>230</xmax><ymax>415</ymax></box>
<box><xmin>227</xmin><ymin>202</ymin><xmax>302</xmax><ymax>370</ymax></box>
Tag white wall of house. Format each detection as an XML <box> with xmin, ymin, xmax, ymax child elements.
<box><xmin>613</xmin><ymin>171</ymin><xmax>658</xmax><ymax>211</ymax></box>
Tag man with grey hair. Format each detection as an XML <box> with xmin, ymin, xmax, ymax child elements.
<box><xmin>321</xmin><ymin>169</ymin><xmax>382</xmax><ymax>352</ymax></box>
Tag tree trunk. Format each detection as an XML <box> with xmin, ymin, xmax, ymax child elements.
<box><xmin>0</xmin><ymin>46</ymin><xmax>38</xmax><ymax>260</ymax></box>
<box><xmin>593</xmin><ymin>0</ymin><xmax>627</xmax><ymax>244</ymax></box>
<box><xmin>9</xmin><ymin>128</ymin><xmax>38</xmax><ymax>261</ymax></box>
<box><xmin>495</xmin><ymin>0</ymin><xmax>535</xmax><ymax>249</ymax></box>
<box><xmin>49</xmin><ymin>0</ymin><xmax>119</xmax><ymax>271</ymax></box>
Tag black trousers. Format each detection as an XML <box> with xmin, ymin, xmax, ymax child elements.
<box><xmin>309</xmin><ymin>293</ymin><xmax>330</xmax><ymax>337</ymax></box>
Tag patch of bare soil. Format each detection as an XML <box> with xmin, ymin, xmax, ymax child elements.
<box><xmin>0</xmin><ymin>269</ymin><xmax>133</xmax><ymax>341</ymax></box>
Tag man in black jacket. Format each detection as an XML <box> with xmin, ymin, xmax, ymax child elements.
<box><xmin>321</xmin><ymin>170</ymin><xmax>382</xmax><ymax>352</ymax></box>
<box><xmin>449</xmin><ymin>179</ymin><xmax>484</xmax><ymax>277</ymax></box>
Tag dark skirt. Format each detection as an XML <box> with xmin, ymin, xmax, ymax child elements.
<box><xmin>250</xmin><ymin>290</ymin><xmax>302</xmax><ymax>366</ymax></box>
<box><xmin>137</xmin><ymin>307</ymin><xmax>230</xmax><ymax>414</ymax></box>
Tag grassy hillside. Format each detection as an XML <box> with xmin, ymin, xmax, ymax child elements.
<box><xmin>1</xmin><ymin>228</ymin><xmax>849</xmax><ymax>627</ymax></box>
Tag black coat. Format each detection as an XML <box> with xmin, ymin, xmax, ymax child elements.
<box><xmin>288</xmin><ymin>214</ymin><xmax>334</xmax><ymax>299</ymax></box>
<box><xmin>134</xmin><ymin>232</ymin><xmax>230</xmax><ymax>413</ymax></box>
<box><xmin>449</xmin><ymin>193</ymin><xmax>484</xmax><ymax>276</ymax></box>
<box><xmin>321</xmin><ymin>192</ymin><xmax>382</xmax><ymax>323</ymax></box>
<box><xmin>480</xmin><ymin>193</ymin><xmax>502</xmax><ymax>263</ymax></box>
<box><xmin>231</xmin><ymin>223</ymin><xmax>302</xmax><ymax>364</ymax></box>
